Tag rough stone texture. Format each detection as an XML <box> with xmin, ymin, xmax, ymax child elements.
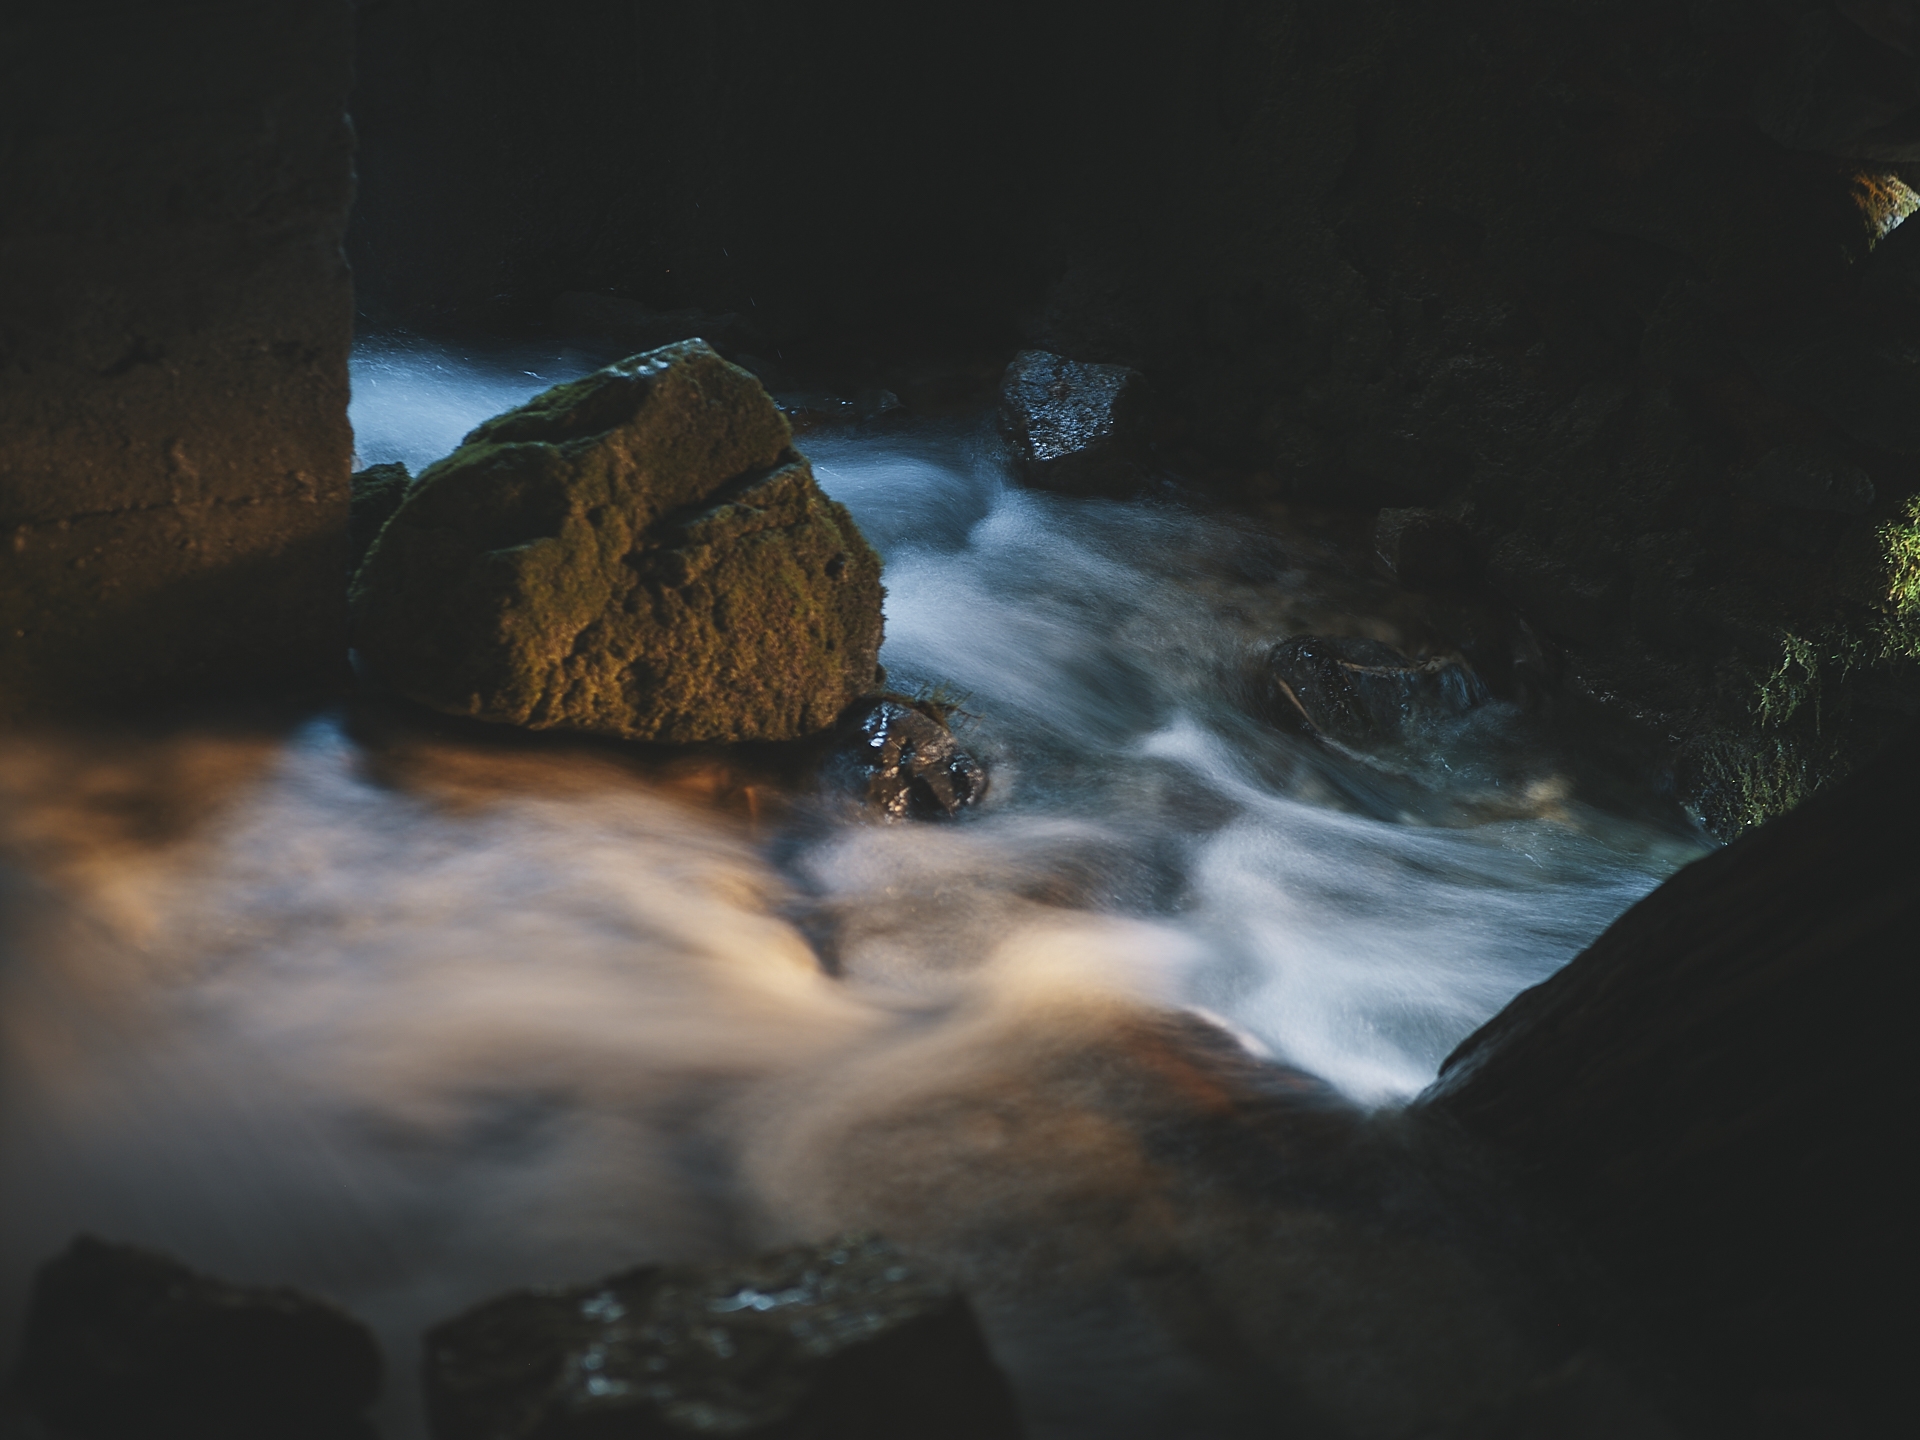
<box><xmin>17</xmin><ymin>1235</ymin><xmax>382</xmax><ymax>1440</ymax></box>
<box><xmin>350</xmin><ymin>341</ymin><xmax>884</xmax><ymax>743</ymax></box>
<box><xmin>1265</xmin><ymin>636</ymin><xmax>1488</xmax><ymax>745</ymax></box>
<box><xmin>830</xmin><ymin>695</ymin><xmax>987</xmax><ymax>819</ymax></box>
<box><xmin>998</xmin><ymin>349</ymin><xmax>1152</xmax><ymax>493</ymax></box>
<box><xmin>1421</xmin><ymin>724</ymin><xmax>1918</xmax><ymax>1436</ymax></box>
<box><xmin>422</xmin><ymin>1234</ymin><xmax>1026</xmax><ymax>1440</ymax></box>
<box><xmin>0</xmin><ymin>2</ymin><xmax>354</xmax><ymax>722</ymax></box>
<box><xmin>348</xmin><ymin>462</ymin><xmax>410</xmax><ymax>573</ymax></box>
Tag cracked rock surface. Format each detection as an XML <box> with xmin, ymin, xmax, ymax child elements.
<box><xmin>350</xmin><ymin>341</ymin><xmax>884</xmax><ymax>743</ymax></box>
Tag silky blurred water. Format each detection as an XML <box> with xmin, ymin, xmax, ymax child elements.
<box><xmin>0</xmin><ymin>341</ymin><xmax>1708</xmax><ymax>1439</ymax></box>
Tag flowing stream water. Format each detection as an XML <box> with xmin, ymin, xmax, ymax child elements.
<box><xmin>0</xmin><ymin>339</ymin><xmax>1708</xmax><ymax>1438</ymax></box>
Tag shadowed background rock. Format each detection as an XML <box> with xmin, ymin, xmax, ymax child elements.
<box><xmin>1421</xmin><ymin>723</ymin><xmax>1920</xmax><ymax>1435</ymax></box>
<box><xmin>16</xmin><ymin>1236</ymin><xmax>381</xmax><ymax>1440</ymax></box>
<box><xmin>0</xmin><ymin>2</ymin><xmax>354</xmax><ymax>722</ymax></box>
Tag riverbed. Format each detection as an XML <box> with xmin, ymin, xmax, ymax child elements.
<box><xmin>0</xmin><ymin>339</ymin><xmax>1707</xmax><ymax>1438</ymax></box>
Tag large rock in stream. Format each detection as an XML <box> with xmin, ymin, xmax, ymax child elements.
<box><xmin>350</xmin><ymin>341</ymin><xmax>884</xmax><ymax>743</ymax></box>
<box><xmin>1421</xmin><ymin>726</ymin><xmax>1920</xmax><ymax>1435</ymax></box>
<box><xmin>422</xmin><ymin>1234</ymin><xmax>1025</xmax><ymax>1440</ymax></box>
<box><xmin>16</xmin><ymin>1235</ymin><xmax>382</xmax><ymax>1440</ymax></box>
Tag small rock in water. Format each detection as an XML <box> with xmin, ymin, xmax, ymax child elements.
<box><xmin>422</xmin><ymin>1233</ymin><xmax>1026</xmax><ymax>1440</ymax></box>
<box><xmin>832</xmin><ymin>695</ymin><xmax>987</xmax><ymax>819</ymax></box>
<box><xmin>350</xmin><ymin>340</ymin><xmax>885</xmax><ymax>744</ymax></box>
<box><xmin>348</xmin><ymin>460</ymin><xmax>410</xmax><ymax>574</ymax></box>
<box><xmin>1264</xmin><ymin>635</ymin><xmax>1488</xmax><ymax>746</ymax></box>
<box><xmin>998</xmin><ymin>348</ymin><xmax>1151</xmax><ymax>493</ymax></box>
<box><xmin>17</xmin><ymin>1234</ymin><xmax>382</xmax><ymax>1440</ymax></box>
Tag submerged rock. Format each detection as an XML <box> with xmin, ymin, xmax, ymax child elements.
<box><xmin>350</xmin><ymin>341</ymin><xmax>884</xmax><ymax>743</ymax></box>
<box><xmin>17</xmin><ymin>1235</ymin><xmax>382</xmax><ymax>1440</ymax></box>
<box><xmin>831</xmin><ymin>695</ymin><xmax>987</xmax><ymax>819</ymax></box>
<box><xmin>998</xmin><ymin>349</ymin><xmax>1151</xmax><ymax>493</ymax></box>
<box><xmin>1264</xmin><ymin>636</ymin><xmax>1487</xmax><ymax>745</ymax></box>
<box><xmin>348</xmin><ymin>460</ymin><xmax>410</xmax><ymax>574</ymax></box>
<box><xmin>422</xmin><ymin>1233</ymin><xmax>1026</xmax><ymax>1440</ymax></box>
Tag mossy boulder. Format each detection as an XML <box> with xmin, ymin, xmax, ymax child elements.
<box><xmin>348</xmin><ymin>461</ymin><xmax>410</xmax><ymax>573</ymax></box>
<box><xmin>350</xmin><ymin>341</ymin><xmax>884</xmax><ymax>743</ymax></box>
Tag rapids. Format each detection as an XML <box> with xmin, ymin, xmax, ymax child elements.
<box><xmin>0</xmin><ymin>338</ymin><xmax>1707</xmax><ymax>1439</ymax></box>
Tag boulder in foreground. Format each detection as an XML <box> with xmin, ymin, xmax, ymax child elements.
<box><xmin>423</xmin><ymin>1233</ymin><xmax>1025</xmax><ymax>1440</ymax></box>
<box><xmin>348</xmin><ymin>460</ymin><xmax>410</xmax><ymax>574</ymax></box>
<box><xmin>17</xmin><ymin>1235</ymin><xmax>381</xmax><ymax>1440</ymax></box>
<box><xmin>351</xmin><ymin>341</ymin><xmax>884</xmax><ymax>743</ymax></box>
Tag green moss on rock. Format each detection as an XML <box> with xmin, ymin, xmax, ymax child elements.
<box><xmin>348</xmin><ymin>461</ymin><xmax>410</xmax><ymax>574</ymax></box>
<box><xmin>349</xmin><ymin>341</ymin><xmax>884</xmax><ymax>743</ymax></box>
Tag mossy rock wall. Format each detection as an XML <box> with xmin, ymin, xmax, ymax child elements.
<box><xmin>350</xmin><ymin>341</ymin><xmax>883</xmax><ymax>743</ymax></box>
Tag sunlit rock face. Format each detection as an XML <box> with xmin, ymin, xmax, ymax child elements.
<box><xmin>350</xmin><ymin>341</ymin><xmax>884</xmax><ymax>743</ymax></box>
<box><xmin>0</xmin><ymin>1</ymin><xmax>353</xmax><ymax>722</ymax></box>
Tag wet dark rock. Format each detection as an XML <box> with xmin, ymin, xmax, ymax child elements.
<box><xmin>831</xmin><ymin>695</ymin><xmax>986</xmax><ymax>819</ymax></box>
<box><xmin>1264</xmin><ymin>636</ymin><xmax>1487</xmax><ymax>746</ymax></box>
<box><xmin>348</xmin><ymin>461</ymin><xmax>410</xmax><ymax>574</ymax></box>
<box><xmin>350</xmin><ymin>340</ymin><xmax>884</xmax><ymax>743</ymax></box>
<box><xmin>1375</xmin><ymin>508</ymin><xmax>1478</xmax><ymax>588</ymax></box>
<box><xmin>1422</xmin><ymin>728</ymin><xmax>1920</xmax><ymax>1434</ymax></box>
<box><xmin>16</xmin><ymin>1234</ymin><xmax>381</xmax><ymax>1440</ymax></box>
<box><xmin>998</xmin><ymin>349</ymin><xmax>1151</xmax><ymax>493</ymax></box>
<box><xmin>422</xmin><ymin>1233</ymin><xmax>1026</xmax><ymax>1440</ymax></box>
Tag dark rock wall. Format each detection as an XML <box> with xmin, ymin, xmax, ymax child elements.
<box><xmin>1421</xmin><ymin>723</ymin><xmax>1919</xmax><ymax>1434</ymax></box>
<box><xmin>0</xmin><ymin>2</ymin><xmax>355</xmax><ymax>722</ymax></box>
<box><xmin>348</xmin><ymin>0</ymin><xmax>1060</xmax><ymax>352</ymax></box>
<box><xmin>349</xmin><ymin>0</ymin><xmax>1920</xmax><ymax>830</ymax></box>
